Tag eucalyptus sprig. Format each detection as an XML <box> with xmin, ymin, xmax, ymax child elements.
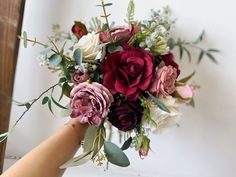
<box><xmin>168</xmin><ymin>30</ymin><xmax>220</xmax><ymax>64</ymax></box>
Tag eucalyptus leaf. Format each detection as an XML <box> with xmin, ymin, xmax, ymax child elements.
<box><xmin>73</xmin><ymin>48</ymin><xmax>83</xmax><ymax>65</ymax></box>
<box><xmin>104</xmin><ymin>141</ymin><xmax>130</xmax><ymax>167</ymax></box>
<box><xmin>40</xmin><ymin>45</ymin><xmax>52</xmax><ymax>55</ymax></box>
<box><xmin>49</xmin><ymin>54</ymin><xmax>62</xmax><ymax>67</ymax></box>
<box><xmin>107</xmin><ymin>45</ymin><xmax>123</xmax><ymax>53</ymax></box>
<box><xmin>147</xmin><ymin>92</ymin><xmax>170</xmax><ymax>113</ymax></box>
<box><xmin>60</xmin><ymin>151</ymin><xmax>93</xmax><ymax>169</ymax></box>
<box><xmin>167</xmin><ymin>38</ymin><xmax>175</xmax><ymax>50</ymax></box>
<box><xmin>121</xmin><ymin>137</ymin><xmax>133</xmax><ymax>151</ymax></box>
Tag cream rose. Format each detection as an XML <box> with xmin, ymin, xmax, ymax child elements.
<box><xmin>74</xmin><ymin>32</ymin><xmax>101</xmax><ymax>61</ymax></box>
<box><xmin>147</xmin><ymin>96</ymin><xmax>182</xmax><ymax>134</ymax></box>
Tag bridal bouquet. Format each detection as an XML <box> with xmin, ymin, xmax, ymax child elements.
<box><xmin>0</xmin><ymin>0</ymin><xmax>218</xmax><ymax>168</ymax></box>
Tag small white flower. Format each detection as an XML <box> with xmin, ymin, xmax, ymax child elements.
<box><xmin>74</xmin><ymin>32</ymin><xmax>101</xmax><ymax>61</ymax></box>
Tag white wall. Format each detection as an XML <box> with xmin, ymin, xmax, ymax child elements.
<box><xmin>4</xmin><ymin>0</ymin><xmax>236</xmax><ymax>177</ymax></box>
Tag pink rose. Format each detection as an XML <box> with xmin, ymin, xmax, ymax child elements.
<box><xmin>70</xmin><ymin>82</ymin><xmax>113</xmax><ymax>126</ymax></box>
<box><xmin>99</xmin><ymin>24</ymin><xmax>140</xmax><ymax>44</ymax></box>
<box><xmin>149</xmin><ymin>62</ymin><xmax>177</xmax><ymax>96</ymax></box>
<box><xmin>71</xmin><ymin>69</ymin><xmax>90</xmax><ymax>85</ymax></box>
<box><xmin>176</xmin><ymin>85</ymin><xmax>193</xmax><ymax>99</ymax></box>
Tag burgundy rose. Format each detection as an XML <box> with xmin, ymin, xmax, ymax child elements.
<box><xmin>70</xmin><ymin>82</ymin><xmax>113</xmax><ymax>126</ymax></box>
<box><xmin>108</xmin><ymin>98</ymin><xmax>143</xmax><ymax>132</ymax></box>
<box><xmin>72</xmin><ymin>21</ymin><xmax>88</xmax><ymax>39</ymax></box>
<box><xmin>162</xmin><ymin>53</ymin><xmax>180</xmax><ymax>77</ymax></box>
<box><xmin>71</xmin><ymin>69</ymin><xmax>90</xmax><ymax>85</ymax></box>
<box><xmin>149</xmin><ymin>62</ymin><xmax>178</xmax><ymax>96</ymax></box>
<box><xmin>99</xmin><ymin>24</ymin><xmax>140</xmax><ymax>44</ymax></box>
<box><xmin>101</xmin><ymin>47</ymin><xmax>154</xmax><ymax>100</ymax></box>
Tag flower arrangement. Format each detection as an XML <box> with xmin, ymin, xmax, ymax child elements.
<box><xmin>0</xmin><ymin>0</ymin><xmax>219</xmax><ymax>169</ymax></box>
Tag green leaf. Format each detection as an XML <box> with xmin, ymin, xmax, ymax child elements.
<box><xmin>198</xmin><ymin>50</ymin><xmax>205</xmax><ymax>64</ymax></box>
<box><xmin>179</xmin><ymin>45</ymin><xmax>183</xmax><ymax>59</ymax></box>
<box><xmin>60</xmin><ymin>151</ymin><xmax>93</xmax><ymax>169</ymax></box>
<box><xmin>183</xmin><ymin>47</ymin><xmax>192</xmax><ymax>62</ymax></box>
<box><xmin>147</xmin><ymin>92</ymin><xmax>170</xmax><ymax>113</ymax></box>
<box><xmin>59</xmin><ymin>77</ymin><xmax>67</xmax><ymax>83</ymax></box>
<box><xmin>0</xmin><ymin>132</ymin><xmax>9</xmax><ymax>142</ymax></box>
<box><xmin>178</xmin><ymin>71</ymin><xmax>196</xmax><ymax>83</ymax></box>
<box><xmin>206</xmin><ymin>52</ymin><xmax>218</xmax><ymax>64</ymax></box>
<box><xmin>60</xmin><ymin>82</ymin><xmax>72</xmax><ymax>100</ymax></box>
<box><xmin>23</xmin><ymin>31</ymin><xmax>28</xmax><ymax>48</ymax></box>
<box><xmin>73</xmin><ymin>48</ymin><xmax>83</xmax><ymax>65</ymax></box>
<box><xmin>194</xmin><ymin>30</ymin><xmax>205</xmax><ymax>44</ymax></box>
<box><xmin>42</xmin><ymin>96</ymin><xmax>49</xmax><ymax>105</ymax></box>
<box><xmin>83</xmin><ymin>126</ymin><xmax>105</xmax><ymax>157</ymax></box>
<box><xmin>49</xmin><ymin>54</ymin><xmax>62</xmax><ymax>67</ymax></box>
<box><xmin>187</xmin><ymin>98</ymin><xmax>195</xmax><ymax>107</ymax></box>
<box><xmin>51</xmin><ymin>95</ymin><xmax>68</xmax><ymax>109</ymax></box>
<box><xmin>40</xmin><ymin>45</ymin><xmax>52</xmax><ymax>55</ymax></box>
<box><xmin>121</xmin><ymin>137</ymin><xmax>133</xmax><ymax>151</ymax></box>
<box><xmin>104</xmin><ymin>141</ymin><xmax>130</xmax><ymax>167</ymax></box>
<box><xmin>47</xmin><ymin>99</ymin><xmax>54</xmax><ymax>115</ymax></box>
<box><xmin>208</xmin><ymin>48</ymin><xmax>220</xmax><ymax>53</ymax></box>
<box><xmin>107</xmin><ymin>45</ymin><xmax>123</xmax><ymax>53</ymax></box>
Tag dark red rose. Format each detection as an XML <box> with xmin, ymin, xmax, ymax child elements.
<box><xmin>101</xmin><ymin>48</ymin><xmax>154</xmax><ymax>100</ymax></box>
<box><xmin>162</xmin><ymin>53</ymin><xmax>180</xmax><ymax>77</ymax></box>
<box><xmin>72</xmin><ymin>21</ymin><xmax>88</xmax><ymax>39</ymax></box>
<box><xmin>108</xmin><ymin>98</ymin><xmax>143</xmax><ymax>132</ymax></box>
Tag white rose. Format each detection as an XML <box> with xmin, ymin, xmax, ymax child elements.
<box><xmin>74</xmin><ymin>32</ymin><xmax>101</xmax><ymax>61</ymax></box>
<box><xmin>147</xmin><ymin>96</ymin><xmax>182</xmax><ymax>134</ymax></box>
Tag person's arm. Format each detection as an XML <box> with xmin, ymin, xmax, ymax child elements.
<box><xmin>1</xmin><ymin>119</ymin><xmax>88</xmax><ymax>177</ymax></box>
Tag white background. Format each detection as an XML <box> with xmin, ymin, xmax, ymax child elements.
<box><xmin>3</xmin><ymin>0</ymin><xmax>236</xmax><ymax>177</ymax></box>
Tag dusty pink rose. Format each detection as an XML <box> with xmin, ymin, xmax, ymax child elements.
<box><xmin>99</xmin><ymin>24</ymin><xmax>140</xmax><ymax>44</ymax></box>
<box><xmin>149</xmin><ymin>62</ymin><xmax>177</xmax><ymax>96</ymax></box>
<box><xmin>176</xmin><ymin>85</ymin><xmax>193</xmax><ymax>99</ymax></box>
<box><xmin>71</xmin><ymin>69</ymin><xmax>90</xmax><ymax>85</ymax></box>
<box><xmin>70</xmin><ymin>82</ymin><xmax>113</xmax><ymax>126</ymax></box>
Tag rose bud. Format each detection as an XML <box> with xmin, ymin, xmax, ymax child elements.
<box><xmin>176</xmin><ymin>85</ymin><xmax>194</xmax><ymax>99</ymax></box>
<box><xmin>135</xmin><ymin>135</ymin><xmax>150</xmax><ymax>158</ymax></box>
<box><xmin>72</xmin><ymin>21</ymin><xmax>88</xmax><ymax>39</ymax></box>
<box><xmin>71</xmin><ymin>69</ymin><xmax>90</xmax><ymax>85</ymax></box>
<box><xmin>108</xmin><ymin>98</ymin><xmax>143</xmax><ymax>132</ymax></box>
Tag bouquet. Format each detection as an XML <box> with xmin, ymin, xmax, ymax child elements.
<box><xmin>0</xmin><ymin>0</ymin><xmax>219</xmax><ymax>169</ymax></box>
